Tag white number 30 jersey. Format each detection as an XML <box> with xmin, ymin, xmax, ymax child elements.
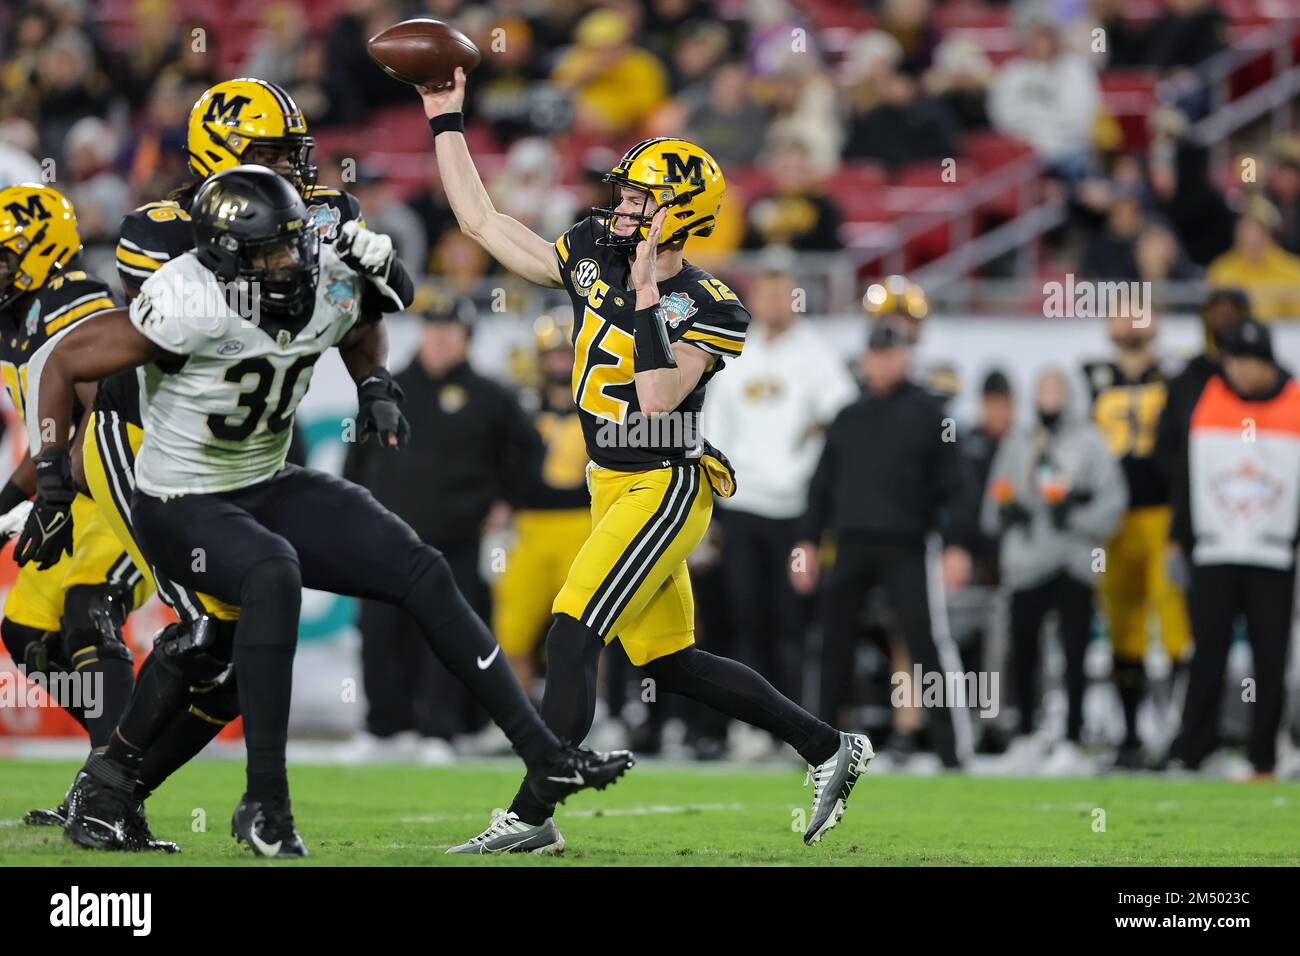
<box><xmin>126</xmin><ymin>244</ymin><xmax>361</xmax><ymax>495</ymax></box>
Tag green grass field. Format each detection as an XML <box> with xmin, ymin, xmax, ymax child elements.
<box><xmin>2</xmin><ymin>759</ymin><xmax>1297</xmax><ymax>866</ymax></box>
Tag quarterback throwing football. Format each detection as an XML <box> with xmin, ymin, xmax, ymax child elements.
<box><xmin>422</xmin><ymin>68</ymin><xmax>872</xmax><ymax>854</ymax></box>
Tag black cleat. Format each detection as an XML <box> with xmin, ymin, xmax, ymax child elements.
<box><xmin>231</xmin><ymin>795</ymin><xmax>308</xmax><ymax>858</ymax></box>
<box><xmin>526</xmin><ymin>745</ymin><xmax>635</xmax><ymax>806</ymax></box>
<box><xmin>65</xmin><ymin>769</ymin><xmax>134</xmax><ymax>851</ymax></box>
<box><xmin>23</xmin><ymin>802</ymin><xmax>69</xmax><ymax>827</ymax></box>
<box><xmin>122</xmin><ymin>803</ymin><xmax>180</xmax><ymax>853</ymax></box>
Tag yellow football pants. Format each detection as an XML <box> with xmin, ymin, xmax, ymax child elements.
<box><xmin>84</xmin><ymin>410</ymin><xmax>238</xmax><ymax>621</ymax></box>
<box><xmin>3</xmin><ymin>492</ymin><xmax>149</xmax><ymax>633</ymax></box>
<box><xmin>1101</xmin><ymin>505</ymin><xmax>1191</xmax><ymax>662</ymax></box>
<box><xmin>553</xmin><ymin>462</ymin><xmax>713</xmax><ymax>666</ymax></box>
<box><xmin>493</xmin><ymin>508</ymin><xmax>592</xmax><ymax>657</ymax></box>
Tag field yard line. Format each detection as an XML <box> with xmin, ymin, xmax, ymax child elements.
<box><xmin>399</xmin><ymin>802</ymin><xmax>746</xmax><ymax>824</ymax></box>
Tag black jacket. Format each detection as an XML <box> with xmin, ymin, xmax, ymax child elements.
<box><xmin>800</xmin><ymin>380</ymin><xmax>975</xmax><ymax>548</ymax></box>
<box><xmin>1154</xmin><ymin>352</ymin><xmax>1218</xmax><ymax>554</ymax></box>
<box><xmin>344</xmin><ymin>359</ymin><xmax>541</xmax><ymax>549</ymax></box>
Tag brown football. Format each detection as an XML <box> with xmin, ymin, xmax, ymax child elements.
<box><xmin>367</xmin><ymin>18</ymin><xmax>481</xmax><ymax>90</ymax></box>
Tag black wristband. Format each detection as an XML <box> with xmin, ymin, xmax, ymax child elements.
<box><xmin>358</xmin><ymin>366</ymin><xmax>403</xmax><ymax>404</ymax></box>
<box><xmin>0</xmin><ymin>478</ymin><xmax>29</xmax><ymax>514</ymax></box>
<box><xmin>428</xmin><ymin>112</ymin><xmax>465</xmax><ymax>139</ymax></box>
<box><xmin>633</xmin><ymin>306</ymin><xmax>677</xmax><ymax>372</ymax></box>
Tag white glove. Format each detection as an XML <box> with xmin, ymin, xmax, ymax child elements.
<box><xmin>0</xmin><ymin>500</ymin><xmax>33</xmax><ymax>540</ymax></box>
<box><xmin>338</xmin><ymin>220</ymin><xmax>394</xmax><ymax>275</ymax></box>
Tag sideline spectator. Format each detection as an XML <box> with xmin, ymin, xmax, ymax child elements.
<box><xmin>1206</xmin><ymin>196</ymin><xmax>1300</xmax><ymax>321</ymax></box>
<box><xmin>988</xmin><ymin>4</ymin><xmax>1099</xmax><ymax>178</ymax></box>
<box><xmin>703</xmin><ymin>249</ymin><xmax>858</xmax><ymax>712</ymax></box>
<box><xmin>1165</xmin><ymin>318</ymin><xmax>1299</xmax><ymax>778</ymax></box>
<box><xmin>983</xmin><ymin>366</ymin><xmax>1126</xmax><ymax>774</ymax></box>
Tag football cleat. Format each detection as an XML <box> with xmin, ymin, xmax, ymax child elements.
<box><xmin>446</xmin><ymin>810</ymin><xmax>565</xmax><ymax>855</ymax></box>
<box><xmin>231</xmin><ymin>795</ymin><xmax>308</xmax><ymax>858</ymax></box>
<box><xmin>64</xmin><ymin>768</ymin><xmax>133</xmax><ymax>851</ymax></box>
<box><xmin>525</xmin><ymin>745</ymin><xmax>635</xmax><ymax>806</ymax></box>
<box><xmin>23</xmin><ymin>801</ymin><xmax>69</xmax><ymax>827</ymax></box>
<box><xmin>804</xmin><ymin>732</ymin><xmax>874</xmax><ymax>846</ymax></box>
<box><xmin>122</xmin><ymin>803</ymin><xmax>180</xmax><ymax>853</ymax></box>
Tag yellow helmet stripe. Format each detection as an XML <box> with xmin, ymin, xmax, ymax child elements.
<box><xmin>115</xmin><ymin>248</ymin><xmax>164</xmax><ymax>271</ymax></box>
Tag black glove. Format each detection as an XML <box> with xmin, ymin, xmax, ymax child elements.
<box><xmin>998</xmin><ymin>501</ymin><xmax>1031</xmax><ymax>533</ymax></box>
<box><xmin>356</xmin><ymin>367</ymin><xmax>411</xmax><ymax>450</ymax></box>
<box><xmin>15</xmin><ymin>448</ymin><xmax>76</xmax><ymax>570</ymax></box>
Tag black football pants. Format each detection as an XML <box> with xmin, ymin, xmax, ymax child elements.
<box><xmin>819</xmin><ymin>536</ymin><xmax>957</xmax><ymax>763</ymax></box>
<box><xmin>1171</xmin><ymin>562</ymin><xmax>1295</xmax><ymax>774</ymax></box>
<box><xmin>132</xmin><ymin>465</ymin><xmax>557</xmax><ymax>794</ymax></box>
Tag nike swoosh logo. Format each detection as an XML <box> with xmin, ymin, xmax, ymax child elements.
<box><xmin>546</xmin><ymin>771</ymin><xmax>584</xmax><ymax>786</ymax></box>
<box><xmin>248</xmin><ymin>829</ymin><xmax>282</xmax><ymax>857</ymax></box>
<box><xmin>41</xmin><ymin>511</ymin><xmax>68</xmax><ymax>544</ymax></box>
<box><xmin>476</xmin><ymin>645</ymin><xmax>501</xmax><ymax>670</ymax></box>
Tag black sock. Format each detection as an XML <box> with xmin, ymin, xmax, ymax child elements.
<box><xmin>509</xmin><ymin>615</ymin><xmax>603</xmax><ymax>825</ymax></box>
<box><xmin>136</xmin><ymin>711</ymin><xmax>228</xmax><ymax>798</ymax></box>
<box><xmin>114</xmin><ymin>651</ymin><xmax>190</xmax><ymax>754</ymax></box>
<box><xmin>404</xmin><ymin>551</ymin><xmax>558</xmax><ymax>768</ymax></box>
<box><xmin>233</xmin><ymin>557</ymin><xmax>302</xmax><ymax>801</ymax></box>
<box><xmin>72</xmin><ymin>656</ymin><xmax>135</xmax><ymax>749</ymax></box>
<box><xmin>1113</xmin><ymin>657</ymin><xmax>1145</xmax><ymax>749</ymax></box>
<box><xmin>645</xmin><ymin>647</ymin><xmax>840</xmax><ymax>766</ymax></box>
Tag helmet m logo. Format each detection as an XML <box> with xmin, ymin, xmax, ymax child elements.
<box><xmin>205</xmin><ymin>93</ymin><xmax>253</xmax><ymax>126</ymax></box>
<box><xmin>5</xmin><ymin>195</ymin><xmax>50</xmax><ymax>228</ymax></box>
<box><xmin>663</xmin><ymin>152</ymin><xmax>704</xmax><ymax>187</ymax></box>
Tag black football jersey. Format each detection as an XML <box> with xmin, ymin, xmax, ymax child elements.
<box><xmin>102</xmin><ymin>186</ymin><xmax>365</xmax><ymax>424</ymax></box>
<box><xmin>1083</xmin><ymin>358</ymin><xmax>1169</xmax><ymax>508</ymax></box>
<box><xmin>554</xmin><ymin>216</ymin><xmax>749</xmax><ymax>470</ymax></box>
<box><xmin>0</xmin><ymin>266</ymin><xmax>115</xmax><ymax>432</ymax></box>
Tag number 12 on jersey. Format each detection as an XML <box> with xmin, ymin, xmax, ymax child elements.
<box><xmin>572</xmin><ymin>306</ymin><xmax>634</xmax><ymax>423</ymax></box>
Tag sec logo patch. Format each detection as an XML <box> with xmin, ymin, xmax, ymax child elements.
<box><xmin>572</xmin><ymin>258</ymin><xmax>600</xmax><ymax>293</ymax></box>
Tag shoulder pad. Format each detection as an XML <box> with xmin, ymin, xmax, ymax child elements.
<box><xmin>118</xmin><ymin>204</ymin><xmax>193</xmax><ymax>287</ymax></box>
<box><xmin>35</xmin><ymin>272</ymin><xmax>117</xmax><ymax>335</ymax></box>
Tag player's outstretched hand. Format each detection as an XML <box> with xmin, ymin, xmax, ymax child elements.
<box><xmin>418</xmin><ymin>67</ymin><xmax>466</xmax><ymax>119</ymax></box>
<box><xmin>14</xmin><ymin>449</ymin><xmax>75</xmax><ymax>570</ymax></box>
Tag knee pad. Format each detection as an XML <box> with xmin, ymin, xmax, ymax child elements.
<box><xmin>1</xmin><ymin>618</ymin><xmax>63</xmax><ymax>675</ymax></box>
<box><xmin>154</xmin><ymin>615</ymin><xmax>231</xmax><ymax>687</ymax></box>
<box><xmin>406</xmin><ymin>547</ymin><xmax>472</xmax><ymax>628</ymax></box>
<box><xmin>188</xmin><ymin>669</ymin><xmax>240</xmax><ymax>725</ymax></box>
<box><xmin>61</xmin><ymin>584</ymin><xmax>133</xmax><ymax>665</ymax></box>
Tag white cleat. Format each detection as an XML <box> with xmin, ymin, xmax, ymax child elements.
<box><xmin>446</xmin><ymin>809</ymin><xmax>565</xmax><ymax>855</ymax></box>
<box><xmin>804</xmin><ymin>732</ymin><xmax>874</xmax><ymax>845</ymax></box>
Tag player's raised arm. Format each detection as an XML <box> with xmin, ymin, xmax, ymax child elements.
<box><xmin>418</xmin><ymin>68</ymin><xmax>563</xmax><ymax>289</ymax></box>
<box><xmin>14</xmin><ymin>309</ymin><xmax>177</xmax><ymax>568</ymax></box>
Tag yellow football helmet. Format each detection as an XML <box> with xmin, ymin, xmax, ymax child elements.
<box><xmin>187</xmin><ymin>78</ymin><xmax>316</xmax><ymax>189</ymax></box>
<box><xmin>596</xmin><ymin>137</ymin><xmax>725</xmax><ymax>250</ymax></box>
<box><xmin>0</xmin><ymin>183</ymin><xmax>80</xmax><ymax>311</ymax></box>
<box><xmin>864</xmin><ymin>275</ymin><xmax>929</xmax><ymax>322</ymax></box>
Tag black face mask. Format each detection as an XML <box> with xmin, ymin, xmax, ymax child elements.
<box><xmin>1038</xmin><ymin>408</ymin><xmax>1062</xmax><ymax>430</ymax></box>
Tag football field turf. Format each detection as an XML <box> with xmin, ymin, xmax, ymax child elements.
<box><xmin>2</xmin><ymin>759</ymin><xmax>1296</xmax><ymax>866</ymax></box>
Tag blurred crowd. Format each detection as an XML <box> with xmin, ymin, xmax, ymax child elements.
<box><xmin>3</xmin><ymin>0</ymin><xmax>1298</xmax><ymax>313</ymax></box>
